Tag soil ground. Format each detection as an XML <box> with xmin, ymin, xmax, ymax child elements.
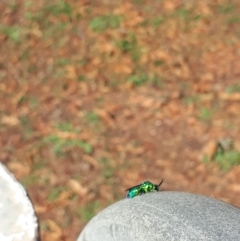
<box><xmin>1</xmin><ymin>0</ymin><xmax>240</xmax><ymax>240</ymax></box>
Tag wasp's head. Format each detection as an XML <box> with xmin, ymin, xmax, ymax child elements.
<box><xmin>154</xmin><ymin>185</ymin><xmax>159</xmax><ymax>191</ymax></box>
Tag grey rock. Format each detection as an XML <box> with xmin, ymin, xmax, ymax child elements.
<box><xmin>0</xmin><ymin>163</ymin><xmax>39</xmax><ymax>241</ymax></box>
<box><xmin>78</xmin><ymin>191</ymin><xmax>240</xmax><ymax>241</ymax></box>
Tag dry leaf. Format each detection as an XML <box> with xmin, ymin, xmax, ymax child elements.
<box><xmin>68</xmin><ymin>179</ymin><xmax>88</xmax><ymax>196</ymax></box>
<box><xmin>1</xmin><ymin>115</ymin><xmax>19</xmax><ymax>126</ymax></box>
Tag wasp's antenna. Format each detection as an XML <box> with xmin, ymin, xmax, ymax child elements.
<box><xmin>158</xmin><ymin>178</ymin><xmax>164</xmax><ymax>187</ymax></box>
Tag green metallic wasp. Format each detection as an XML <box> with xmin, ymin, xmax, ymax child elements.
<box><xmin>125</xmin><ymin>179</ymin><xmax>164</xmax><ymax>198</ymax></box>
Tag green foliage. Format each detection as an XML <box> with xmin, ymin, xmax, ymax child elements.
<box><xmin>44</xmin><ymin>134</ymin><xmax>65</xmax><ymax>156</ymax></box>
<box><xmin>184</xmin><ymin>96</ymin><xmax>200</xmax><ymax>105</ymax></box>
<box><xmin>89</xmin><ymin>15</ymin><xmax>122</xmax><ymax>32</ymax></box>
<box><xmin>48</xmin><ymin>187</ymin><xmax>65</xmax><ymax>201</ymax></box>
<box><xmin>117</xmin><ymin>39</ymin><xmax>133</xmax><ymax>51</ymax></box>
<box><xmin>225</xmin><ymin>84</ymin><xmax>240</xmax><ymax>93</ymax></box>
<box><xmin>174</xmin><ymin>8</ymin><xmax>191</xmax><ymax>21</ymax></box>
<box><xmin>44</xmin><ymin>1</ymin><xmax>72</xmax><ymax>17</ymax></box>
<box><xmin>74</xmin><ymin>140</ymin><xmax>93</xmax><ymax>154</ymax></box>
<box><xmin>213</xmin><ymin>149</ymin><xmax>240</xmax><ymax>171</ymax></box>
<box><xmin>202</xmin><ymin>155</ymin><xmax>209</xmax><ymax>164</ymax></box>
<box><xmin>152</xmin><ymin>17</ymin><xmax>164</xmax><ymax>28</ymax></box>
<box><xmin>227</xmin><ymin>16</ymin><xmax>240</xmax><ymax>24</ymax></box>
<box><xmin>116</xmin><ymin>33</ymin><xmax>141</xmax><ymax>61</ymax></box>
<box><xmin>127</xmin><ymin>73</ymin><xmax>163</xmax><ymax>87</ymax></box>
<box><xmin>55</xmin><ymin>122</ymin><xmax>79</xmax><ymax>133</ymax></box>
<box><xmin>78</xmin><ymin>75</ymin><xmax>86</xmax><ymax>82</ymax></box>
<box><xmin>28</xmin><ymin>64</ymin><xmax>37</xmax><ymax>73</ymax></box>
<box><xmin>150</xmin><ymin>74</ymin><xmax>163</xmax><ymax>87</ymax></box>
<box><xmin>56</xmin><ymin>58</ymin><xmax>71</xmax><ymax>66</ymax></box>
<box><xmin>85</xmin><ymin>111</ymin><xmax>100</xmax><ymax>124</ymax></box>
<box><xmin>42</xmin><ymin>22</ymin><xmax>69</xmax><ymax>40</ymax></box>
<box><xmin>198</xmin><ymin>107</ymin><xmax>213</xmax><ymax>121</ymax></box>
<box><xmin>21</xmin><ymin>174</ymin><xmax>39</xmax><ymax>187</ymax></box>
<box><xmin>193</xmin><ymin>14</ymin><xmax>203</xmax><ymax>21</ymax></box>
<box><xmin>45</xmin><ymin>134</ymin><xmax>93</xmax><ymax>155</ymax></box>
<box><xmin>154</xmin><ymin>60</ymin><xmax>164</xmax><ymax>66</ymax></box>
<box><xmin>33</xmin><ymin>160</ymin><xmax>46</xmax><ymax>170</ymax></box>
<box><xmin>203</xmin><ymin>140</ymin><xmax>240</xmax><ymax>171</ymax></box>
<box><xmin>172</xmin><ymin>7</ymin><xmax>202</xmax><ymax>22</ymax></box>
<box><xmin>134</xmin><ymin>0</ymin><xmax>143</xmax><ymax>4</ymax></box>
<box><xmin>44</xmin><ymin>122</ymin><xmax>92</xmax><ymax>155</ymax></box>
<box><xmin>19</xmin><ymin>114</ymin><xmax>34</xmax><ymax>139</ymax></box>
<box><xmin>99</xmin><ymin>157</ymin><xmax>114</xmax><ymax>180</ymax></box>
<box><xmin>77</xmin><ymin>201</ymin><xmax>100</xmax><ymax>222</ymax></box>
<box><xmin>0</xmin><ymin>25</ymin><xmax>22</xmax><ymax>43</ymax></box>
<box><xmin>8</xmin><ymin>3</ymin><xmax>19</xmax><ymax>11</ymax></box>
<box><xmin>19</xmin><ymin>49</ymin><xmax>29</xmax><ymax>61</ymax></box>
<box><xmin>128</xmin><ymin>74</ymin><xmax>148</xmax><ymax>86</ymax></box>
<box><xmin>18</xmin><ymin>96</ymin><xmax>28</xmax><ymax>105</ymax></box>
<box><xmin>26</xmin><ymin>1</ymin><xmax>72</xmax><ymax>23</ymax></box>
<box><xmin>217</xmin><ymin>2</ymin><xmax>240</xmax><ymax>26</ymax></box>
<box><xmin>218</xmin><ymin>3</ymin><xmax>235</xmax><ymax>14</ymax></box>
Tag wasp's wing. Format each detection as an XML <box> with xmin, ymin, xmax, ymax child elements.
<box><xmin>125</xmin><ymin>183</ymin><xmax>141</xmax><ymax>191</ymax></box>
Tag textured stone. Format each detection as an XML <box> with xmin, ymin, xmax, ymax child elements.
<box><xmin>78</xmin><ymin>191</ymin><xmax>240</xmax><ymax>241</ymax></box>
<box><xmin>0</xmin><ymin>163</ymin><xmax>39</xmax><ymax>241</ymax></box>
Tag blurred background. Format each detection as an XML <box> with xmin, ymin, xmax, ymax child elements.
<box><xmin>1</xmin><ymin>0</ymin><xmax>240</xmax><ymax>240</ymax></box>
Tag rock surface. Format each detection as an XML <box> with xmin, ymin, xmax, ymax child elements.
<box><xmin>0</xmin><ymin>163</ymin><xmax>39</xmax><ymax>241</ymax></box>
<box><xmin>78</xmin><ymin>191</ymin><xmax>240</xmax><ymax>241</ymax></box>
